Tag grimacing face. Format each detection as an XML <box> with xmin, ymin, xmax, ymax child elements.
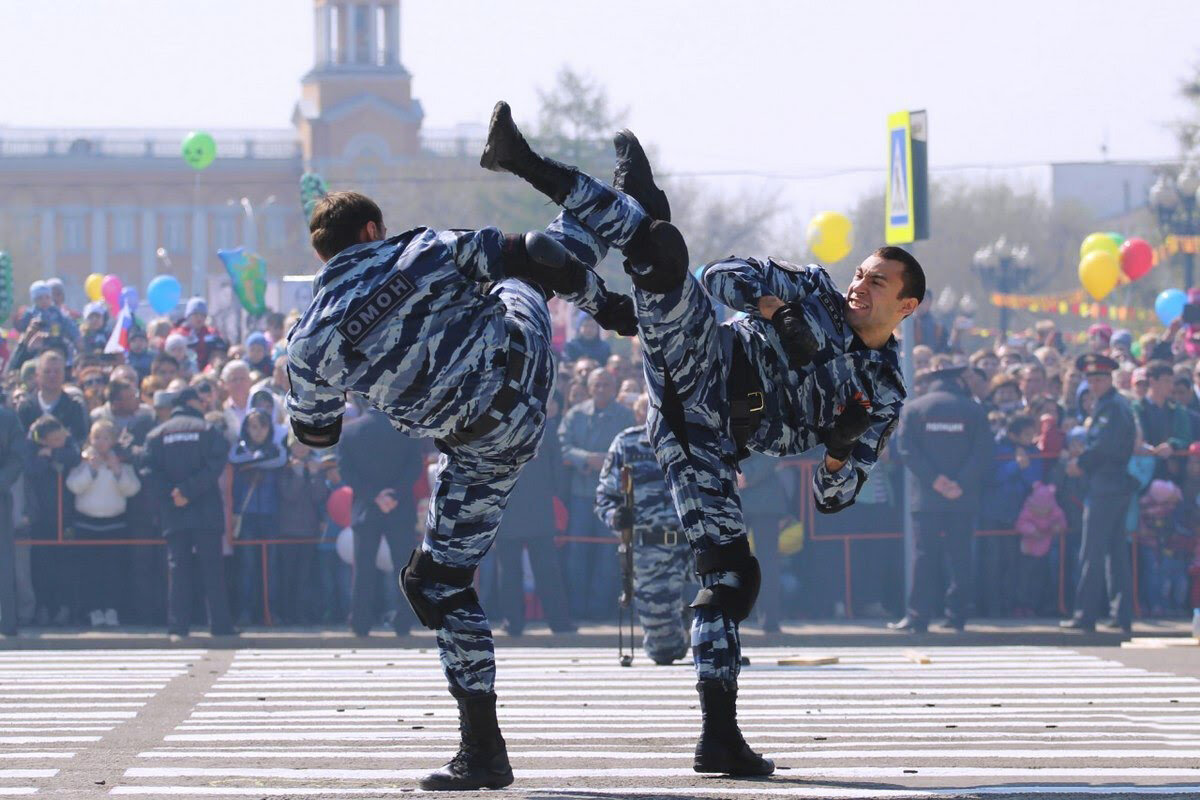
<box><xmin>845</xmin><ymin>255</ymin><xmax>919</xmax><ymax>335</ymax></box>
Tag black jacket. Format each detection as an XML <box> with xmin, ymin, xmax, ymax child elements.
<box><xmin>498</xmin><ymin>417</ymin><xmax>566</xmax><ymax>539</ymax></box>
<box><xmin>17</xmin><ymin>392</ymin><xmax>88</xmax><ymax>443</ymax></box>
<box><xmin>1077</xmin><ymin>387</ymin><xmax>1137</xmax><ymax>490</ymax></box>
<box><xmin>898</xmin><ymin>376</ymin><xmax>993</xmax><ymax>513</ymax></box>
<box><xmin>142</xmin><ymin>407</ymin><xmax>229</xmax><ymax>533</ymax></box>
<box><xmin>337</xmin><ymin>410</ymin><xmax>424</xmax><ymax>531</ymax></box>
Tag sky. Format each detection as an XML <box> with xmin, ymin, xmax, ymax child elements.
<box><xmin>2</xmin><ymin>0</ymin><xmax>1199</xmax><ymax>221</ymax></box>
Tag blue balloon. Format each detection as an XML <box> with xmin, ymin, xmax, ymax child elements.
<box><xmin>1155</xmin><ymin>288</ymin><xmax>1187</xmax><ymax>326</ymax></box>
<box><xmin>147</xmin><ymin>275</ymin><xmax>182</xmax><ymax>315</ymax></box>
<box><xmin>120</xmin><ymin>286</ymin><xmax>138</xmax><ymax>310</ymax></box>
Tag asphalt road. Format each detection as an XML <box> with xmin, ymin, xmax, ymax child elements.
<box><xmin>1</xmin><ymin>643</ymin><xmax>1199</xmax><ymax>799</ymax></box>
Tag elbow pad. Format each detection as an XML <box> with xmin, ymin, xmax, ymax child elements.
<box><xmin>290</xmin><ymin>416</ymin><xmax>342</xmax><ymax>448</ymax></box>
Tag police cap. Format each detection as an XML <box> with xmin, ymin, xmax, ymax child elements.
<box><xmin>1074</xmin><ymin>353</ymin><xmax>1119</xmax><ymax>375</ymax></box>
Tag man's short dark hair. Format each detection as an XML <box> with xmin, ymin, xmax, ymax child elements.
<box><xmin>1145</xmin><ymin>360</ymin><xmax>1174</xmax><ymax>382</ymax></box>
<box><xmin>874</xmin><ymin>246</ymin><xmax>925</xmax><ymax>305</ymax></box>
<box><xmin>1007</xmin><ymin>412</ymin><xmax>1038</xmax><ymax>436</ymax></box>
<box><xmin>309</xmin><ymin>191</ymin><xmax>383</xmax><ymax>261</ymax></box>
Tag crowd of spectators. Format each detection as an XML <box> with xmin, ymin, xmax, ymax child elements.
<box><xmin>2</xmin><ymin>275</ymin><xmax>1198</xmax><ymax>636</ymax></box>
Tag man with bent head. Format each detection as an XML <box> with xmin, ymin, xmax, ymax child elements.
<box><xmin>483</xmin><ymin>100</ymin><xmax>924</xmax><ymax>777</ymax></box>
<box><xmin>286</xmin><ymin>186</ymin><xmax>645</xmax><ymax>790</ymax></box>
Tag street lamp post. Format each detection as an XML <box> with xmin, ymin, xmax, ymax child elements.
<box><xmin>1149</xmin><ymin>165</ymin><xmax>1200</xmax><ymax>290</ymax></box>
<box><xmin>971</xmin><ymin>237</ymin><xmax>1034</xmax><ymax>339</ymax></box>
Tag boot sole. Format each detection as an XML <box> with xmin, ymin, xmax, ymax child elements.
<box><xmin>480</xmin><ymin>102</ymin><xmax>513</xmax><ymax>172</ymax></box>
<box><xmin>418</xmin><ymin>769</ymin><xmax>514</xmax><ymax>791</ymax></box>
<box><xmin>693</xmin><ymin>759</ymin><xmax>776</xmax><ymax>777</ymax></box>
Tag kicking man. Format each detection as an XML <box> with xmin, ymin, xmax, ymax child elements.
<box><xmin>484</xmin><ymin>102</ymin><xmax>924</xmax><ymax>777</ymax></box>
<box><xmin>286</xmin><ymin>187</ymin><xmax>639</xmax><ymax>790</ymax></box>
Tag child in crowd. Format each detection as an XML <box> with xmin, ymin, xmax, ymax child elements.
<box><xmin>276</xmin><ymin>435</ymin><xmax>330</xmax><ymax>624</ymax></box>
<box><xmin>1014</xmin><ymin>481</ymin><xmax>1068</xmax><ymax>616</ymax></box>
<box><xmin>244</xmin><ymin>332</ymin><xmax>274</xmax><ymax>377</ymax></box>
<box><xmin>979</xmin><ymin>413</ymin><xmax>1043</xmax><ymax>617</ymax></box>
<box><xmin>24</xmin><ymin>415</ymin><xmax>81</xmax><ymax>625</ymax></box>
<box><xmin>314</xmin><ymin>452</ymin><xmax>351</xmax><ymax>624</ymax></box>
<box><xmin>228</xmin><ymin>409</ymin><xmax>286</xmax><ymax>626</ymax></box>
<box><xmin>163</xmin><ymin>333</ymin><xmax>198</xmax><ymax>379</ymax></box>
<box><xmin>126</xmin><ymin>329</ymin><xmax>154</xmax><ymax>380</ymax></box>
<box><xmin>65</xmin><ymin>419</ymin><xmax>141</xmax><ymax>626</ymax></box>
<box><xmin>1138</xmin><ymin>479</ymin><xmax>1189</xmax><ymax>617</ymax></box>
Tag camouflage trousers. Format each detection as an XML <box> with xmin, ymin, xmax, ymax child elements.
<box><xmin>552</xmin><ymin>172</ymin><xmax>752</xmax><ymax>685</ymax></box>
<box><xmin>634</xmin><ymin>276</ymin><xmax>748</xmax><ymax>685</ymax></box>
<box><xmin>633</xmin><ymin>539</ymin><xmax>694</xmax><ymax>662</ymax></box>
<box><xmin>419</xmin><ymin>176</ymin><xmax>646</xmax><ymax>696</ymax></box>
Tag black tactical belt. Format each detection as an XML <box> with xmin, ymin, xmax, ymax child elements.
<box><xmin>727</xmin><ymin>336</ymin><xmax>765</xmax><ymax>462</ymax></box>
<box><xmin>441</xmin><ymin>328</ymin><xmax>528</xmax><ymax>448</ymax></box>
<box><xmin>635</xmin><ymin>528</ymin><xmax>684</xmax><ymax>547</ymax></box>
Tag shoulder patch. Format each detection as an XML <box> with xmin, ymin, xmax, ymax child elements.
<box><xmin>770</xmin><ymin>258</ymin><xmax>808</xmax><ymax>274</ymax></box>
<box><xmin>337</xmin><ymin>269</ymin><xmax>416</xmax><ymax>346</ymax></box>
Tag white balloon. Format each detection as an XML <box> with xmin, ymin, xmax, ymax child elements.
<box><xmin>375</xmin><ymin>538</ymin><xmax>393</xmax><ymax>572</ymax></box>
<box><xmin>336</xmin><ymin>527</ymin><xmax>354</xmax><ymax>565</ymax></box>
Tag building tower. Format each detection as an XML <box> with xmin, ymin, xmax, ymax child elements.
<box><xmin>293</xmin><ymin>0</ymin><xmax>424</xmax><ymax>175</ymax></box>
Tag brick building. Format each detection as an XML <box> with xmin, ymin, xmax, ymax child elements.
<box><xmin>0</xmin><ymin>0</ymin><xmax>475</xmax><ymax>311</ymax></box>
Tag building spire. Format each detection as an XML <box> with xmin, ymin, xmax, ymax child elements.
<box><xmin>312</xmin><ymin>0</ymin><xmax>400</xmax><ymax>71</ymax></box>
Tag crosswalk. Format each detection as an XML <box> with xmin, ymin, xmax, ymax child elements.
<box><xmin>105</xmin><ymin>645</ymin><xmax>1200</xmax><ymax>798</ymax></box>
<box><xmin>0</xmin><ymin>649</ymin><xmax>200</xmax><ymax>796</ymax></box>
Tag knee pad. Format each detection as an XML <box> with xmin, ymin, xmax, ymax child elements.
<box><xmin>399</xmin><ymin>549</ymin><xmax>479</xmax><ymax>630</ymax></box>
<box><xmin>689</xmin><ymin>538</ymin><xmax>761</xmax><ymax>623</ymax></box>
<box><xmin>624</xmin><ymin>219</ymin><xmax>689</xmax><ymax>293</ymax></box>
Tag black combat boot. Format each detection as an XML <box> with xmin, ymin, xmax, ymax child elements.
<box><xmin>613</xmin><ymin>128</ymin><xmax>671</xmax><ymax>222</ymax></box>
<box><xmin>419</xmin><ymin>691</ymin><xmax>514</xmax><ymax>791</ymax></box>
<box><xmin>693</xmin><ymin>680</ymin><xmax>775</xmax><ymax>776</ymax></box>
<box><xmin>480</xmin><ymin>101</ymin><xmax>577</xmax><ymax>203</ymax></box>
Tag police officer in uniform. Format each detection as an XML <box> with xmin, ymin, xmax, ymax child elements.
<box><xmin>889</xmin><ymin>358</ymin><xmax>993</xmax><ymax>633</ymax></box>
<box><xmin>143</xmin><ymin>388</ymin><xmax>235</xmax><ymax>639</ymax></box>
<box><xmin>1061</xmin><ymin>353</ymin><xmax>1137</xmax><ymax>634</ymax></box>
<box><xmin>0</xmin><ymin>402</ymin><xmax>24</xmax><ymax>637</ymax></box>
<box><xmin>595</xmin><ymin>415</ymin><xmax>693</xmax><ymax>665</ymax></box>
<box><xmin>286</xmin><ymin>141</ymin><xmax>648</xmax><ymax>790</ymax></box>
<box><xmin>488</xmin><ymin>106</ymin><xmax>923</xmax><ymax>777</ymax></box>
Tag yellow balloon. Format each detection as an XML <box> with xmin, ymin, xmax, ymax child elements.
<box><xmin>1080</xmin><ymin>232</ymin><xmax>1120</xmax><ymax>261</ymax></box>
<box><xmin>807</xmin><ymin>211</ymin><xmax>853</xmax><ymax>263</ymax></box>
<box><xmin>84</xmin><ymin>273</ymin><xmax>104</xmax><ymax>302</ymax></box>
<box><xmin>1078</xmin><ymin>250</ymin><xmax>1119</xmax><ymax>300</ymax></box>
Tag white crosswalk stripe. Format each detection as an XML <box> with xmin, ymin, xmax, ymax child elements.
<box><xmin>0</xmin><ymin>649</ymin><xmax>199</xmax><ymax>796</ymax></box>
<box><xmin>107</xmin><ymin>645</ymin><xmax>1200</xmax><ymax>798</ymax></box>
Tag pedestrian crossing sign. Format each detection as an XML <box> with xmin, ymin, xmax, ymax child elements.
<box><xmin>885</xmin><ymin>110</ymin><xmax>929</xmax><ymax>245</ymax></box>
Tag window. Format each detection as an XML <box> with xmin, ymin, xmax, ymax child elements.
<box><xmin>62</xmin><ymin>215</ymin><xmax>86</xmax><ymax>254</ymax></box>
<box><xmin>163</xmin><ymin>215</ymin><xmax>187</xmax><ymax>252</ymax></box>
<box><xmin>212</xmin><ymin>215</ymin><xmax>238</xmax><ymax>250</ymax></box>
<box><xmin>112</xmin><ymin>213</ymin><xmax>136</xmax><ymax>253</ymax></box>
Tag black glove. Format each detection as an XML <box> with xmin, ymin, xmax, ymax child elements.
<box><xmin>593</xmin><ymin>292</ymin><xmax>638</xmax><ymax>337</ymax></box>
<box><xmin>611</xmin><ymin>506</ymin><xmax>634</xmax><ymax>531</ymax></box>
<box><xmin>823</xmin><ymin>392</ymin><xmax>873</xmax><ymax>462</ymax></box>
<box><xmin>770</xmin><ymin>302</ymin><xmax>819</xmax><ymax>371</ymax></box>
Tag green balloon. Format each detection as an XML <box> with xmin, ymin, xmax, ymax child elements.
<box><xmin>1105</xmin><ymin>231</ymin><xmax>1125</xmax><ymax>248</ymax></box>
<box><xmin>181</xmin><ymin>131</ymin><xmax>216</xmax><ymax>171</ymax></box>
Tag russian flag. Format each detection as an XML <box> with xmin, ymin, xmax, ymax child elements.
<box><xmin>104</xmin><ymin>302</ymin><xmax>135</xmax><ymax>354</ymax></box>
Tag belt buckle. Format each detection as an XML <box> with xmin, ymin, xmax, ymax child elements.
<box><xmin>664</xmin><ymin>530</ymin><xmax>678</xmax><ymax>546</ymax></box>
<box><xmin>747</xmin><ymin>391</ymin><xmax>765</xmax><ymax>413</ymax></box>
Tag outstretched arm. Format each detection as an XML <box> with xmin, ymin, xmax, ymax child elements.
<box><xmin>701</xmin><ymin>257</ymin><xmax>828</xmax><ymax>315</ymax></box>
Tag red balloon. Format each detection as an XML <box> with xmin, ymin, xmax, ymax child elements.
<box><xmin>1120</xmin><ymin>237</ymin><xmax>1154</xmax><ymax>281</ymax></box>
<box><xmin>326</xmin><ymin>486</ymin><xmax>354</xmax><ymax>529</ymax></box>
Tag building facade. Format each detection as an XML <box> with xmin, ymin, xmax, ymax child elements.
<box><xmin>0</xmin><ymin>0</ymin><xmax>477</xmax><ymax>311</ymax></box>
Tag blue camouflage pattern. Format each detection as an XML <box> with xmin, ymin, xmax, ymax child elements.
<box><xmin>595</xmin><ymin>425</ymin><xmax>693</xmax><ymax>662</ymax></box>
<box><xmin>286</xmin><ymin>177</ymin><xmax>641</xmax><ymax>696</ymax></box>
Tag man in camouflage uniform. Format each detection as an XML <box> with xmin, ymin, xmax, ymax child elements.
<box><xmin>595</xmin><ymin>397</ymin><xmax>693</xmax><ymax>665</ymax></box>
<box><xmin>485</xmin><ymin>104</ymin><xmax>925</xmax><ymax>778</ymax></box>
<box><xmin>286</xmin><ymin>177</ymin><xmax>643</xmax><ymax>790</ymax></box>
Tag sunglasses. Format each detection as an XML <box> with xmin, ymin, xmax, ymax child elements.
<box><xmin>82</xmin><ymin>377</ymin><xmax>106</xmax><ymax>388</ymax></box>
<box><xmin>195</xmin><ymin>384</ymin><xmax>214</xmax><ymax>395</ymax></box>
